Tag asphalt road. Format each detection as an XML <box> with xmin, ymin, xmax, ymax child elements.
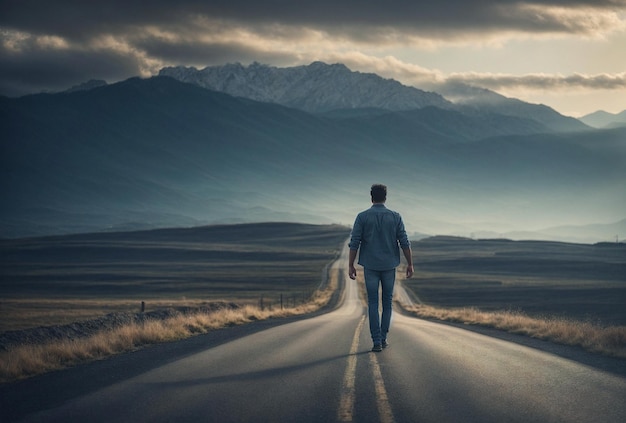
<box><xmin>3</xmin><ymin>245</ymin><xmax>626</xmax><ymax>422</ymax></box>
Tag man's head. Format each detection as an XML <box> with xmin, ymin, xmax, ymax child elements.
<box><xmin>370</xmin><ymin>184</ymin><xmax>387</xmax><ymax>203</ymax></box>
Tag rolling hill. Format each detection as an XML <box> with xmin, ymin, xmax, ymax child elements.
<box><xmin>1</xmin><ymin>75</ymin><xmax>624</xmax><ymax>241</ymax></box>
<box><xmin>579</xmin><ymin>110</ymin><xmax>626</xmax><ymax>129</ymax></box>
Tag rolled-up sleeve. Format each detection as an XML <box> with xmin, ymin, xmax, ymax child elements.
<box><xmin>349</xmin><ymin>215</ymin><xmax>362</xmax><ymax>251</ymax></box>
<box><xmin>397</xmin><ymin>216</ymin><xmax>410</xmax><ymax>250</ymax></box>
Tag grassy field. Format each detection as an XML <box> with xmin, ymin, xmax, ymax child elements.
<box><xmin>2</xmin><ymin>225</ymin><xmax>625</xmax><ymax>381</ymax></box>
<box><xmin>0</xmin><ymin>222</ymin><xmax>350</xmax><ymax>332</ymax></box>
<box><xmin>404</xmin><ymin>236</ymin><xmax>626</xmax><ymax>326</ymax></box>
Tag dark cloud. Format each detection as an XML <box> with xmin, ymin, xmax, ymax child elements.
<box><xmin>2</xmin><ymin>1</ymin><xmax>624</xmax><ymax>39</ymax></box>
<box><xmin>134</xmin><ymin>37</ymin><xmax>297</xmax><ymax>68</ymax></box>
<box><xmin>448</xmin><ymin>72</ymin><xmax>626</xmax><ymax>91</ymax></box>
<box><xmin>1</xmin><ymin>0</ymin><xmax>625</xmax><ymax>96</ymax></box>
<box><xmin>0</xmin><ymin>36</ymin><xmax>145</xmax><ymax>96</ymax></box>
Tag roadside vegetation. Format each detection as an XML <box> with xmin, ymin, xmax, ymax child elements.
<box><xmin>396</xmin><ymin>236</ymin><xmax>626</xmax><ymax>359</ymax></box>
<box><xmin>0</xmin><ymin>223</ymin><xmax>349</xmax><ymax>383</ymax></box>
<box><xmin>399</xmin><ymin>303</ymin><xmax>626</xmax><ymax>359</ymax></box>
<box><xmin>0</xmin><ymin>268</ymin><xmax>339</xmax><ymax>383</ymax></box>
<box><xmin>3</xmin><ymin>264</ymin><xmax>625</xmax><ymax>384</ymax></box>
<box><xmin>2</xmin><ymin>230</ymin><xmax>624</xmax><ymax>383</ymax></box>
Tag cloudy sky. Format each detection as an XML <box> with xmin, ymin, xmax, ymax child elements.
<box><xmin>1</xmin><ymin>0</ymin><xmax>625</xmax><ymax>116</ymax></box>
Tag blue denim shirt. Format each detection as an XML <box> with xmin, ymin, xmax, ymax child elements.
<box><xmin>349</xmin><ymin>204</ymin><xmax>410</xmax><ymax>271</ymax></box>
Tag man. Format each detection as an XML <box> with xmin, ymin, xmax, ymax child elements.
<box><xmin>348</xmin><ymin>184</ymin><xmax>413</xmax><ymax>352</ymax></box>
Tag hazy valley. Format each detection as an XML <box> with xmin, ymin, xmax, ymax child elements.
<box><xmin>1</xmin><ymin>62</ymin><xmax>625</xmax><ymax>242</ymax></box>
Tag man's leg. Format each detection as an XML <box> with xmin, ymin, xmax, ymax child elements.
<box><xmin>379</xmin><ymin>268</ymin><xmax>396</xmax><ymax>344</ymax></box>
<box><xmin>364</xmin><ymin>268</ymin><xmax>382</xmax><ymax>346</ymax></box>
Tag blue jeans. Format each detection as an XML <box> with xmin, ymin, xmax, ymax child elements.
<box><xmin>364</xmin><ymin>268</ymin><xmax>396</xmax><ymax>345</ymax></box>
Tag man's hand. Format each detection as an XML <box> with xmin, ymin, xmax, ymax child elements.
<box><xmin>348</xmin><ymin>249</ymin><xmax>358</xmax><ymax>280</ymax></box>
<box><xmin>405</xmin><ymin>264</ymin><xmax>414</xmax><ymax>279</ymax></box>
<box><xmin>402</xmin><ymin>247</ymin><xmax>414</xmax><ymax>279</ymax></box>
<box><xmin>349</xmin><ymin>264</ymin><xmax>357</xmax><ymax>280</ymax></box>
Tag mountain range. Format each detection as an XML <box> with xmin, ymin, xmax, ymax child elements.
<box><xmin>579</xmin><ymin>110</ymin><xmax>626</xmax><ymax>129</ymax></box>
<box><xmin>160</xmin><ymin>62</ymin><xmax>451</xmax><ymax>113</ymax></box>
<box><xmin>1</xmin><ymin>62</ymin><xmax>624</xmax><ymax>242</ymax></box>
<box><xmin>159</xmin><ymin>62</ymin><xmax>588</xmax><ymax>133</ymax></box>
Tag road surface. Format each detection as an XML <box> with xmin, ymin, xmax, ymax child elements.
<box><xmin>4</xmin><ymin>244</ymin><xmax>626</xmax><ymax>422</ymax></box>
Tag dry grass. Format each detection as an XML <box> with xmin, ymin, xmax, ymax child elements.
<box><xmin>0</xmin><ymin>298</ymin><xmax>259</xmax><ymax>332</ymax></box>
<box><xmin>0</xmin><ymin>269</ymin><xmax>339</xmax><ymax>384</ymax></box>
<box><xmin>400</xmin><ymin>303</ymin><xmax>626</xmax><ymax>359</ymax></box>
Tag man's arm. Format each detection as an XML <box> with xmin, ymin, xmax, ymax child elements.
<box><xmin>395</xmin><ymin>215</ymin><xmax>413</xmax><ymax>278</ymax></box>
<box><xmin>348</xmin><ymin>249</ymin><xmax>358</xmax><ymax>280</ymax></box>
<box><xmin>402</xmin><ymin>247</ymin><xmax>414</xmax><ymax>278</ymax></box>
<box><xmin>348</xmin><ymin>214</ymin><xmax>362</xmax><ymax>280</ymax></box>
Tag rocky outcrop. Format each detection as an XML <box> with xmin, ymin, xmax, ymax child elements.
<box><xmin>159</xmin><ymin>61</ymin><xmax>452</xmax><ymax>112</ymax></box>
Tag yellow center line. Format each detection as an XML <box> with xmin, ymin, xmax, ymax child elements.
<box><xmin>338</xmin><ymin>315</ymin><xmax>366</xmax><ymax>421</ymax></box>
<box><xmin>369</xmin><ymin>352</ymin><xmax>396</xmax><ymax>423</ymax></box>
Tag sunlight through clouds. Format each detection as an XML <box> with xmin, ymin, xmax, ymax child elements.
<box><xmin>2</xmin><ymin>29</ymin><xmax>70</xmax><ymax>52</ymax></box>
<box><xmin>510</xmin><ymin>3</ymin><xmax>626</xmax><ymax>36</ymax></box>
<box><xmin>1</xmin><ymin>29</ymin><xmax>31</xmax><ymax>52</ymax></box>
<box><xmin>446</xmin><ymin>71</ymin><xmax>626</xmax><ymax>91</ymax></box>
<box><xmin>0</xmin><ymin>0</ymin><xmax>625</xmax><ymax>113</ymax></box>
<box><xmin>320</xmin><ymin>52</ymin><xmax>446</xmax><ymax>86</ymax></box>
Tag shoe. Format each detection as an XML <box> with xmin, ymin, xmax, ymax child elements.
<box><xmin>372</xmin><ymin>344</ymin><xmax>383</xmax><ymax>352</ymax></box>
<box><xmin>382</xmin><ymin>340</ymin><xmax>389</xmax><ymax>349</ymax></box>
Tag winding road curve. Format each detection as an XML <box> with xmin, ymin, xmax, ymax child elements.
<box><xmin>4</xmin><ymin>244</ymin><xmax>626</xmax><ymax>422</ymax></box>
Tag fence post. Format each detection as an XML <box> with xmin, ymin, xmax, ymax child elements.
<box><xmin>280</xmin><ymin>294</ymin><xmax>283</xmax><ymax>310</ymax></box>
<box><xmin>141</xmin><ymin>301</ymin><xmax>145</xmax><ymax>313</ymax></box>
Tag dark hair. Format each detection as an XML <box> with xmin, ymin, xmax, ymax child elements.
<box><xmin>370</xmin><ymin>184</ymin><xmax>387</xmax><ymax>203</ymax></box>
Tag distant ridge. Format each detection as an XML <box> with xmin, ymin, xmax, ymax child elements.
<box><xmin>435</xmin><ymin>81</ymin><xmax>589</xmax><ymax>132</ymax></box>
<box><xmin>472</xmin><ymin>219</ymin><xmax>626</xmax><ymax>244</ymax></box>
<box><xmin>159</xmin><ymin>61</ymin><xmax>451</xmax><ymax>113</ymax></box>
<box><xmin>1</xmin><ymin>75</ymin><xmax>624</xmax><ymax>240</ymax></box>
<box><xmin>64</xmin><ymin>79</ymin><xmax>108</xmax><ymax>93</ymax></box>
<box><xmin>159</xmin><ymin>61</ymin><xmax>586</xmax><ymax>132</ymax></box>
<box><xmin>579</xmin><ymin>110</ymin><xmax>626</xmax><ymax>129</ymax></box>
